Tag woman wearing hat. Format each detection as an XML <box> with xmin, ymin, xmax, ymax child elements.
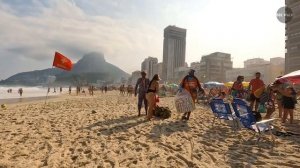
<box><xmin>180</xmin><ymin>69</ymin><xmax>204</xmax><ymax>120</ymax></box>
<box><xmin>146</xmin><ymin>74</ymin><xmax>160</xmax><ymax>120</ymax></box>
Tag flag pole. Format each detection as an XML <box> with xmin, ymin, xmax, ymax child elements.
<box><xmin>44</xmin><ymin>66</ymin><xmax>54</xmax><ymax>104</ymax></box>
<box><xmin>44</xmin><ymin>51</ymin><xmax>72</xmax><ymax>105</ymax></box>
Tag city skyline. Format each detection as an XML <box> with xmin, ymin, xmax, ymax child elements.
<box><xmin>0</xmin><ymin>0</ymin><xmax>285</xmax><ymax>79</ymax></box>
<box><xmin>163</xmin><ymin>26</ymin><xmax>186</xmax><ymax>81</ymax></box>
<box><xmin>285</xmin><ymin>0</ymin><xmax>300</xmax><ymax>73</ymax></box>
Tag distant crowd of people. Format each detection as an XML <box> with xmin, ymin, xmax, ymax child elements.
<box><xmin>133</xmin><ymin>70</ymin><xmax>299</xmax><ymax>123</ymax></box>
<box><xmin>230</xmin><ymin>72</ymin><xmax>298</xmax><ymax>124</ymax></box>
<box><xmin>2</xmin><ymin>69</ymin><xmax>298</xmax><ymax>125</ymax></box>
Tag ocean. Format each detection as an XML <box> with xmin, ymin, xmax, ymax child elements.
<box><xmin>0</xmin><ymin>86</ymin><xmax>64</xmax><ymax>99</ymax></box>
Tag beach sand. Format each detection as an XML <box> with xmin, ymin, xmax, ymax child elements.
<box><xmin>0</xmin><ymin>91</ymin><xmax>300</xmax><ymax>167</ymax></box>
<box><xmin>0</xmin><ymin>95</ymin><xmax>59</xmax><ymax>105</ymax></box>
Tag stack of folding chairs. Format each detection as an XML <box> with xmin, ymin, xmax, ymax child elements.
<box><xmin>209</xmin><ymin>98</ymin><xmax>276</xmax><ymax>144</ymax></box>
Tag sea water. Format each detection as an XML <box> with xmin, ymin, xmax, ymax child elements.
<box><xmin>0</xmin><ymin>86</ymin><xmax>63</xmax><ymax>99</ymax></box>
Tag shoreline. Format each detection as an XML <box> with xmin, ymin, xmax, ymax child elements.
<box><xmin>0</xmin><ymin>95</ymin><xmax>59</xmax><ymax>104</ymax></box>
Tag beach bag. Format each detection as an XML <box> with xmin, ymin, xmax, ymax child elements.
<box><xmin>254</xmin><ymin>86</ymin><xmax>265</xmax><ymax>98</ymax></box>
<box><xmin>174</xmin><ymin>89</ymin><xmax>195</xmax><ymax>113</ymax></box>
<box><xmin>154</xmin><ymin>106</ymin><xmax>171</xmax><ymax>119</ymax></box>
<box><xmin>258</xmin><ymin>104</ymin><xmax>266</xmax><ymax>113</ymax></box>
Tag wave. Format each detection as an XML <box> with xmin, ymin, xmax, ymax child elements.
<box><xmin>0</xmin><ymin>86</ymin><xmax>63</xmax><ymax>99</ymax></box>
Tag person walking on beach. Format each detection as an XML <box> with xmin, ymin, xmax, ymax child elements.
<box><xmin>146</xmin><ymin>74</ymin><xmax>160</xmax><ymax>121</ymax></box>
<box><xmin>248</xmin><ymin>72</ymin><xmax>265</xmax><ymax>112</ymax></box>
<box><xmin>91</xmin><ymin>86</ymin><xmax>94</xmax><ymax>96</ymax></box>
<box><xmin>120</xmin><ymin>85</ymin><xmax>125</xmax><ymax>95</ymax></box>
<box><xmin>274</xmin><ymin>85</ymin><xmax>297</xmax><ymax>124</ymax></box>
<box><xmin>273</xmin><ymin>78</ymin><xmax>284</xmax><ymax>118</ymax></box>
<box><xmin>127</xmin><ymin>85</ymin><xmax>133</xmax><ymax>96</ymax></box>
<box><xmin>135</xmin><ymin>71</ymin><xmax>150</xmax><ymax>116</ymax></box>
<box><xmin>104</xmin><ymin>86</ymin><xmax>108</xmax><ymax>93</ymax></box>
<box><xmin>60</xmin><ymin>87</ymin><xmax>62</xmax><ymax>93</ymax></box>
<box><xmin>179</xmin><ymin>69</ymin><xmax>204</xmax><ymax>120</ymax></box>
<box><xmin>18</xmin><ymin>88</ymin><xmax>23</xmax><ymax>97</ymax></box>
<box><xmin>76</xmin><ymin>86</ymin><xmax>80</xmax><ymax>95</ymax></box>
<box><xmin>69</xmin><ymin>86</ymin><xmax>72</xmax><ymax>95</ymax></box>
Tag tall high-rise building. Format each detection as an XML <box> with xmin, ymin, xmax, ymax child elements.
<box><xmin>190</xmin><ymin>62</ymin><xmax>201</xmax><ymax>80</ymax></box>
<box><xmin>285</xmin><ymin>0</ymin><xmax>300</xmax><ymax>73</ymax></box>
<box><xmin>162</xmin><ymin>26</ymin><xmax>186</xmax><ymax>81</ymax></box>
<box><xmin>141</xmin><ymin>57</ymin><xmax>158</xmax><ymax>79</ymax></box>
<box><xmin>226</xmin><ymin>57</ymin><xmax>285</xmax><ymax>84</ymax></box>
<box><xmin>153</xmin><ymin>62</ymin><xmax>163</xmax><ymax>79</ymax></box>
<box><xmin>244</xmin><ymin>58</ymin><xmax>269</xmax><ymax>68</ymax></box>
<box><xmin>130</xmin><ymin>70</ymin><xmax>141</xmax><ymax>85</ymax></box>
<box><xmin>199</xmin><ymin>52</ymin><xmax>232</xmax><ymax>82</ymax></box>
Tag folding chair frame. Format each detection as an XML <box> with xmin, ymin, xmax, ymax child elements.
<box><xmin>231</xmin><ymin>98</ymin><xmax>276</xmax><ymax>145</ymax></box>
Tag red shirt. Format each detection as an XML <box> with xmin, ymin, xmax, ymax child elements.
<box><xmin>249</xmin><ymin>78</ymin><xmax>264</xmax><ymax>93</ymax></box>
<box><xmin>232</xmin><ymin>81</ymin><xmax>243</xmax><ymax>91</ymax></box>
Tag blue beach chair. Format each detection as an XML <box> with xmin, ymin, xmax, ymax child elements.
<box><xmin>231</xmin><ymin>98</ymin><xmax>275</xmax><ymax>143</ymax></box>
<box><xmin>209</xmin><ymin>98</ymin><xmax>239</xmax><ymax>129</ymax></box>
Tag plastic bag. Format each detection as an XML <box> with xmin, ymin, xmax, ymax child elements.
<box><xmin>174</xmin><ymin>89</ymin><xmax>195</xmax><ymax>113</ymax></box>
<box><xmin>258</xmin><ymin>104</ymin><xmax>266</xmax><ymax>113</ymax></box>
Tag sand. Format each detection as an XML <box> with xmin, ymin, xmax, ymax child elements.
<box><xmin>0</xmin><ymin>91</ymin><xmax>300</xmax><ymax>168</ymax></box>
<box><xmin>0</xmin><ymin>95</ymin><xmax>58</xmax><ymax>105</ymax></box>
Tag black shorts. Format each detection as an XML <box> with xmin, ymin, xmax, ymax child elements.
<box><xmin>250</xmin><ymin>93</ymin><xmax>260</xmax><ymax>102</ymax></box>
<box><xmin>282</xmin><ymin>97</ymin><xmax>295</xmax><ymax>109</ymax></box>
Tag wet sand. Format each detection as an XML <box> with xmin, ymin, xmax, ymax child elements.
<box><xmin>0</xmin><ymin>96</ymin><xmax>58</xmax><ymax>105</ymax></box>
<box><xmin>0</xmin><ymin>91</ymin><xmax>299</xmax><ymax>167</ymax></box>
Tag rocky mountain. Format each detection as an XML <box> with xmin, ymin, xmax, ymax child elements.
<box><xmin>0</xmin><ymin>52</ymin><xmax>129</xmax><ymax>86</ymax></box>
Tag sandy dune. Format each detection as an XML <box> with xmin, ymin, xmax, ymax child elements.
<box><xmin>0</xmin><ymin>91</ymin><xmax>300</xmax><ymax>167</ymax></box>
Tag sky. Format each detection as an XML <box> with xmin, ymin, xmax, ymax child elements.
<box><xmin>0</xmin><ymin>0</ymin><xmax>285</xmax><ymax>79</ymax></box>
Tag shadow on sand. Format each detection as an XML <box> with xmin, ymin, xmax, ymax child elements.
<box><xmin>79</xmin><ymin>115</ymin><xmax>148</xmax><ymax>136</ymax></box>
<box><xmin>149</xmin><ymin>120</ymin><xmax>190</xmax><ymax>139</ymax></box>
<box><xmin>200</xmin><ymin>122</ymin><xmax>277</xmax><ymax>167</ymax></box>
<box><xmin>80</xmin><ymin>115</ymin><xmax>141</xmax><ymax>130</ymax></box>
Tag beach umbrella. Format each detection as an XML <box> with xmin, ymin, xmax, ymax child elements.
<box><xmin>224</xmin><ymin>82</ymin><xmax>234</xmax><ymax>87</ymax></box>
<box><xmin>275</xmin><ymin>70</ymin><xmax>300</xmax><ymax>84</ymax></box>
<box><xmin>224</xmin><ymin>81</ymin><xmax>249</xmax><ymax>88</ymax></box>
<box><xmin>167</xmin><ymin>83</ymin><xmax>178</xmax><ymax>88</ymax></box>
<box><xmin>242</xmin><ymin>82</ymin><xmax>250</xmax><ymax>88</ymax></box>
<box><xmin>204</xmin><ymin>81</ymin><xmax>224</xmax><ymax>88</ymax></box>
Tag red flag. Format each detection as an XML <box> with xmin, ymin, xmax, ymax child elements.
<box><xmin>52</xmin><ymin>52</ymin><xmax>73</xmax><ymax>71</ymax></box>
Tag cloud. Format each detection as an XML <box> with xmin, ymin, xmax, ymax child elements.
<box><xmin>0</xmin><ymin>0</ymin><xmax>162</xmax><ymax>79</ymax></box>
<box><xmin>0</xmin><ymin>0</ymin><xmax>285</xmax><ymax>80</ymax></box>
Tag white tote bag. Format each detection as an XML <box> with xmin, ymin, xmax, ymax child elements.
<box><xmin>174</xmin><ymin>89</ymin><xmax>195</xmax><ymax>113</ymax></box>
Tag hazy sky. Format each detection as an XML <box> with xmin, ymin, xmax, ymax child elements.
<box><xmin>0</xmin><ymin>0</ymin><xmax>285</xmax><ymax>79</ymax></box>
